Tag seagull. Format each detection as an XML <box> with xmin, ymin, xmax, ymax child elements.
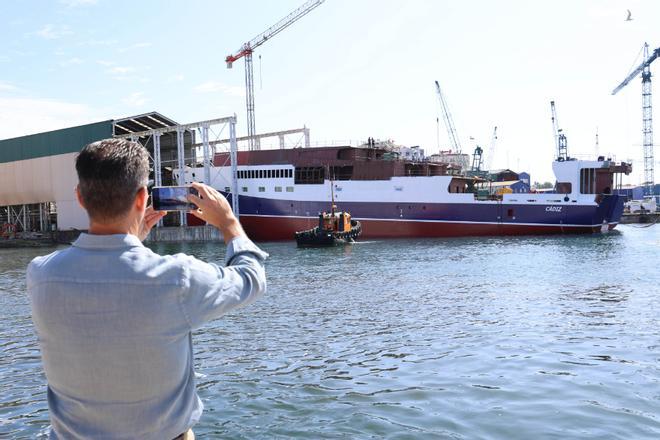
<box><xmin>625</xmin><ymin>9</ymin><xmax>633</xmax><ymax>21</ymax></box>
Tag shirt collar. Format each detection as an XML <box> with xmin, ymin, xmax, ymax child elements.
<box><xmin>73</xmin><ymin>233</ymin><xmax>144</xmax><ymax>250</ymax></box>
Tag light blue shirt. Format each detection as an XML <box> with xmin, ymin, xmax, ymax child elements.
<box><xmin>27</xmin><ymin>233</ymin><xmax>268</xmax><ymax>439</ymax></box>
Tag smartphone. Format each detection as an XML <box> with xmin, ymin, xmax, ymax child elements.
<box><xmin>152</xmin><ymin>186</ymin><xmax>198</xmax><ymax>211</ymax></box>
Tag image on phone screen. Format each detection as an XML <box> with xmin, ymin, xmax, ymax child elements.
<box><xmin>152</xmin><ymin>186</ymin><xmax>198</xmax><ymax>211</ymax></box>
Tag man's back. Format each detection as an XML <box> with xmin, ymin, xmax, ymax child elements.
<box><xmin>28</xmin><ymin>233</ymin><xmax>266</xmax><ymax>439</ymax></box>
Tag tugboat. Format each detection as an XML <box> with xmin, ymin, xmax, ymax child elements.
<box><xmin>295</xmin><ymin>179</ymin><xmax>361</xmax><ymax>247</ymax></box>
<box><xmin>295</xmin><ymin>206</ymin><xmax>361</xmax><ymax>247</ymax></box>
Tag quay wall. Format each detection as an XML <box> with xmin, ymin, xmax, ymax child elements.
<box><xmin>620</xmin><ymin>212</ymin><xmax>660</xmax><ymax>224</ymax></box>
<box><xmin>146</xmin><ymin>226</ymin><xmax>223</xmax><ymax>243</ymax></box>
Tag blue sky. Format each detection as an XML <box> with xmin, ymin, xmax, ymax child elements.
<box><xmin>1</xmin><ymin>0</ymin><xmax>660</xmax><ymax>183</ymax></box>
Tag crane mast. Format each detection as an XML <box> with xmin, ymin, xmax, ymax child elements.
<box><xmin>484</xmin><ymin>126</ymin><xmax>497</xmax><ymax>171</ymax></box>
<box><xmin>550</xmin><ymin>101</ymin><xmax>568</xmax><ymax>161</ymax></box>
<box><xmin>434</xmin><ymin>81</ymin><xmax>462</xmax><ymax>153</ymax></box>
<box><xmin>612</xmin><ymin>42</ymin><xmax>660</xmax><ymax>195</ymax></box>
<box><xmin>225</xmin><ymin>0</ymin><xmax>325</xmax><ymax>151</ymax></box>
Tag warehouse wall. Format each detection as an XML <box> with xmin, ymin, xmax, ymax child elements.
<box><xmin>0</xmin><ymin>152</ymin><xmax>88</xmax><ymax>230</ymax></box>
<box><xmin>0</xmin><ymin>120</ymin><xmax>112</xmax><ymax>230</ymax></box>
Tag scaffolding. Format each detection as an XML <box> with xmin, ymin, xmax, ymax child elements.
<box><xmin>1</xmin><ymin>203</ymin><xmax>56</xmax><ymax>237</ymax></box>
<box><xmin>113</xmin><ymin>115</ymin><xmax>239</xmax><ymax>227</ymax></box>
<box><xmin>195</xmin><ymin>126</ymin><xmax>311</xmax><ymax>150</ymax></box>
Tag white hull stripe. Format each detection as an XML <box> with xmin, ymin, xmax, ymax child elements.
<box><xmin>239</xmin><ymin>214</ymin><xmax>617</xmax><ymax>229</ymax></box>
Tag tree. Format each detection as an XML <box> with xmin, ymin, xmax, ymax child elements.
<box><xmin>533</xmin><ymin>181</ymin><xmax>554</xmax><ymax>189</ymax></box>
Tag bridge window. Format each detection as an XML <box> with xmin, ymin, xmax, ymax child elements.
<box><xmin>580</xmin><ymin>168</ymin><xmax>596</xmax><ymax>194</ymax></box>
<box><xmin>295</xmin><ymin>167</ymin><xmax>325</xmax><ymax>184</ymax></box>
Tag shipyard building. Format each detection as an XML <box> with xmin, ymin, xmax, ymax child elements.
<box><xmin>0</xmin><ymin>112</ymin><xmax>199</xmax><ymax>233</ymax></box>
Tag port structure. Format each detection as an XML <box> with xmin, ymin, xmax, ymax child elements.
<box><xmin>471</xmin><ymin>145</ymin><xmax>483</xmax><ymax>172</ymax></box>
<box><xmin>225</xmin><ymin>0</ymin><xmax>324</xmax><ymax>151</ymax></box>
<box><xmin>194</xmin><ymin>127</ymin><xmax>310</xmax><ymax>150</ymax></box>
<box><xmin>550</xmin><ymin>101</ymin><xmax>569</xmax><ymax>161</ymax></box>
<box><xmin>434</xmin><ymin>80</ymin><xmax>463</xmax><ymax>153</ymax></box>
<box><xmin>114</xmin><ymin>116</ymin><xmax>240</xmax><ymax>226</ymax></box>
<box><xmin>612</xmin><ymin>43</ymin><xmax>660</xmax><ymax>196</ymax></box>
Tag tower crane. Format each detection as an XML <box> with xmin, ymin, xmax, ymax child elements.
<box><xmin>550</xmin><ymin>100</ymin><xmax>569</xmax><ymax>161</ymax></box>
<box><xmin>612</xmin><ymin>43</ymin><xmax>660</xmax><ymax>196</ymax></box>
<box><xmin>434</xmin><ymin>80</ymin><xmax>462</xmax><ymax>153</ymax></box>
<box><xmin>484</xmin><ymin>126</ymin><xmax>497</xmax><ymax>171</ymax></box>
<box><xmin>225</xmin><ymin>0</ymin><xmax>325</xmax><ymax>151</ymax></box>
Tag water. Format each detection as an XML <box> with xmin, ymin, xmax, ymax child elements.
<box><xmin>1</xmin><ymin>226</ymin><xmax>659</xmax><ymax>439</ymax></box>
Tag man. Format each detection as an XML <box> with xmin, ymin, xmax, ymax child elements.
<box><xmin>27</xmin><ymin>138</ymin><xmax>267</xmax><ymax>439</ymax></box>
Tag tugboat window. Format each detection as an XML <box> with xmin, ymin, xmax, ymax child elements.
<box><xmin>286</xmin><ymin>186</ymin><xmax>294</xmax><ymax>192</ymax></box>
<box><xmin>242</xmin><ymin>187</ymin><xmax>248</xmax><ymax>192</ymax></box>
<box><xmin>258</xmin><ymin>187</ymin><xmax>265</xmax><ymax>192</ymax></box>
<box><xmin>275</xmin><ymin>186</ymin><xmax>282</xmax><ymax>192</ymax></box>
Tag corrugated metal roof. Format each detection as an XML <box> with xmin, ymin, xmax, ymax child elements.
<box><xmin>0</xmin><ymin>120</ymin><xmax>113</xmax><ymax>164</ymax></box>
<box><xmin>487</xmin><ymin>180</ymin><xmax>523</xmax><ymax>187</ymax></box>
<box><xmin>0</xmin><ymin>112</ymin><xmax>179</xmax><ymax>164</ymax></box>
<box><xmin>113</xmin><ymin>112</ymin><xmax>178</xmax><ymax>136</ymax></box>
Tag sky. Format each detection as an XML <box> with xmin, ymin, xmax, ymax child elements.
<box><xmin>1</xmin><ymin>0</ymin><xmax>660</xmax><ymax>184</ymax></box>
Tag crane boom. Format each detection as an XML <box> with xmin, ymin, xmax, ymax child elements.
<box><xmin>611</xmin><ymin>45</ymin><xmax>660</xmax><ymax>95</ymax></box>
<box><xmin>434</xmin><ymin>80</ymin><xmax>462</xmax><ymax>153</ymax></box>
<box><xmin>225</xmin><ymin>0</ymin><xmax>324</xmax><ymax>151</ymax></box>
<box><xmin>225</xmin><ymin>0</ymin><xmax>325</xmax><ymax>68</ymax></box>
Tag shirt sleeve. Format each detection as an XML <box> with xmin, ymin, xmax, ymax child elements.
<box><xmin>178</xmin><ymin>235</ymin><xmax>268</xmax><ymax>330</ymax></box>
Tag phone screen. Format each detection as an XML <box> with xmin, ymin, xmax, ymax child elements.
<box><xmin>152</xmin><ymin>186</ymin><xmax>198</xmax><ymax>211</ymax></box>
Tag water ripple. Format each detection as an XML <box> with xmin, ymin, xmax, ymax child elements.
<box><xmin>2</xmin><ymin>228</ymin><xmax>660</xmax><ymax>438</ymax></box>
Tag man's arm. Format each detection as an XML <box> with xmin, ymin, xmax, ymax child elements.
<box><xmin>178</xmin><ymin>183</ymin><xmax>268</xmax><ymax>329</ymax></box>
<box><xmin>188</xmin><ymin>182</ymin><xmax>244</xmax><ymax>244</ymax></box>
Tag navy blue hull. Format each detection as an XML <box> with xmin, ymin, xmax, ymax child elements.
<box><xmin>221</xmin><ymin>193</ymin><xmax>625</xmax><ymax>241</ymax></box>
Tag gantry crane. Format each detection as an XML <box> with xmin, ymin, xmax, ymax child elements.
<box><xmin>550</xmin><ymin>100</ymin><xmax>569</xmax><ymax>161</ymax></box>
<box><xmin>226</xmin><ymin>0</ymin><xmax>324</xmax><ymax>151</ymax></box>
<box><xmin>471</xmin><ymin>145</ymin><xmax>483</xmax><ymax>172</ymax></box>
<box><xmin>434</xmin><ymin>80</ymin><xmax>462</xmax><ymax>153</ymax></box>
<box><xmin>612</xmin><ymin>43</ymin><xmax>660</xmax><ymax>195</ymax></box>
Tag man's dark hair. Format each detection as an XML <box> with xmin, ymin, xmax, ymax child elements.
<box><xmin>75</xmin><ymin>138</ymin><xmax>149</xmax><ymax>221</ymax></box>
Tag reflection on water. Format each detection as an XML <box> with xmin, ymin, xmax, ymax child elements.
<box><xmin>2</xmin><ymin>226</ymin><xmax>660</xmax><ymax>439</ymax></box>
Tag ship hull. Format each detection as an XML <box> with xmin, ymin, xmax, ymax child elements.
<box><xmin>229</xmin><ymin>194</ymin><xmax>624</xmax><ymax>241</ymax></box>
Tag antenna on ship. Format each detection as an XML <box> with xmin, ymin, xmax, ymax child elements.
<box><xmin>328</xmin><ymin>165</ymin><xmax>336</xmax><ymax>215</ymax></box>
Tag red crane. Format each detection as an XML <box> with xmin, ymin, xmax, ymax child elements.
<box><xmin>226</xmin><ymin>0</ymin><xmax>325</xmax><ymax>151</ymax></box>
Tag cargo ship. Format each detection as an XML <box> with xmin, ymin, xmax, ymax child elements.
<box><xmin>178</xmin><ymin>144</ymin><xmax>632</xmax><ymax>241</ymax></box>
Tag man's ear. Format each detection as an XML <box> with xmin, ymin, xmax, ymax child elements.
<box><xmin>75</xmin><ymin>185</ymin><xmax>86</xmax><ymax>210</ymax></box>
<box><xmin>135</xmin><ymin>186</ymin><xmax>148</xmax><ymax>211</ymax></box>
